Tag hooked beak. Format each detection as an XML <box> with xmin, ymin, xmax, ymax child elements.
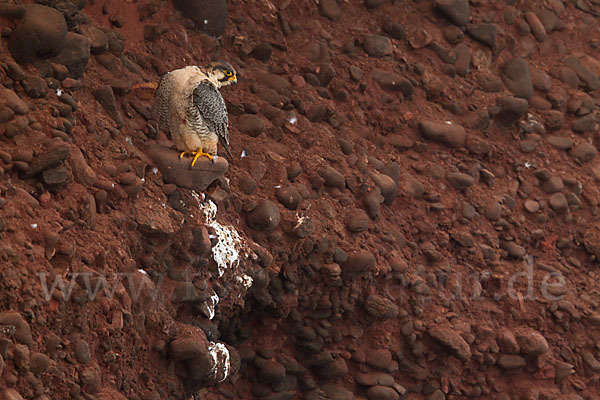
<box><xmin>229</xmin><ymin>76</ymin><xmax>237</xmax><ymax>84</ymax></box>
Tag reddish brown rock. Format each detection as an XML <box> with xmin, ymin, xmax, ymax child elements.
<box><xmin>148</xmin><ymin>143</ymin><xmax>228</xmax><ymax>192</ymax></box>
<box><xmin>419</xmin><ymin>121</ymin><xmax>466</xmax><ymax>147</ymax></box>
<box><xmin>428</xmin><ymin>324</ymin><xmax>472</xmax><ymax>361</ymax></box>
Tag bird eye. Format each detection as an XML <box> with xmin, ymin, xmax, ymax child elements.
<box><xmin>225</xmin><ymin>70</ymin><xmax>232</xmax><ymax>77</ymax></box>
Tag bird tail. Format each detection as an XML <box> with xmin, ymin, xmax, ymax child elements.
<box><xmin>219</xmin><ymin>136</ymin><xmax>234</xmax><ymax>162</ymax></box>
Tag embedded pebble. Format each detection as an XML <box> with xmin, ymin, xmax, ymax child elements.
<box><xmin>447</xmin><ymin>172</ymin><xmax>474</xmax><ymax>190</ymax></box>
<box><xmin>247</xmin><ymin>199</ymin><xmax>281</xmax><ymax>231</ymax></box>
<box><xmin>419</xmin><ymin>121</ymin><xmax>466</xmax><ymax>148</ymax></box>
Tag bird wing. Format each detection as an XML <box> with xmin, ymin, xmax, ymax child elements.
<box><xmin>192</xmin><ymin>81</ymin><xmax>232</xmax><ymax>158</ymax></box>
<box><xmin>155</xmin><ymin>72</ymin><xmax>174</xmax><ymax>131</ymax></box>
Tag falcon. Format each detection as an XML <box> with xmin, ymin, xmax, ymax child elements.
<box><xmin>154</xmin><ymin>61</ymin><xmax>237</xmax><ymax>166</ymax></box>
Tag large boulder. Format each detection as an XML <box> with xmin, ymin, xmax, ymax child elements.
<box><xmin>8</xmin><ymin>4</ymin><xmax>67</xmax><ymax>64</ymax></box>
<box><xmin>147</xmin><ymin>143</ymin><xmax>228</xmax><ymax>192</ymax></box>
<box><xmin>51</xmin><ymin>33</ymin><xmax>91</xmax><ymax>78</ymax></box>
<box><xmin>172</xmin><ymin>0</ymin><xmax>228</xmax><ymax>37</ymax></box>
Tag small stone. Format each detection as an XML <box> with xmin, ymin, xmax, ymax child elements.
<box><xmin>0</xmin><ymin>312</ymin><xmax>33</xmax><ymax>347</ymax></box>
<box><xmin>496</xmin><ymin>96</ymin><xmax>529</xmax><ymax>125</ymax></box>
<box><xmin>355</xmin><ymin>372</ymin><xmax>394</xmax><ymax>387</ymax></box>
<box><xmin>275</xmin><ymin>186</ymin><xmax>301</xmax><ymax>210</ymax></box>
<box><xmin>419</xmin><ymin>121</ymin><xmax>466</xmax><ymax>147</ymax></box>
<box><xmin>258</xmin><ymin>359</ymin><xmax>286</xmax><ymax>383</ymax></box>
<box><xmin>402</xmin><ymin>174</ymin><xmax>425</xmax><ymax>198</ymax></box>
<box><xmin>447</xmin><ymin>172</ymin><xmax>474</xmax><ymax>190</ymax></box>
<box><xmin>318</xmin><ymin>166</ymin><xmax>345</xmax><ymax>190</ymax></box>
<box><xmin>516</xmin><ymin>330</ymin><xmax>548</xmax><ymax>356</ymax></box>
<box><xmin>443</xmin><ymin>25</ymin><xmax>463</xmax><ymax>44</ymax></box>
<box><xmin>497</xmin><ymin>354</ymin><xmax>527</xmax><ymax>370</ymax></box>
<box><xmin>524</xmin><ymin>200</ymin><xmax>540</xmax><ymax>213</ymax></box>
<box><xmin>74</xmin><ymin>339</ymin><xmax>91</xmax><ymax>364</ymax></box>
<box><xmin>549</xmin><ymin>193</ymin><xmax>568</xmax><ymax>215</ymax></box>
<box><xmin>388</xmin><ymin>135</ymin><xmax>413</xmax><ymax>149</ymax></box>
<box><xmin>93</xmin><ymin>85</ymin><xmax>122</xmax><ymax>126</ymax></box>
<box><xmin>1</xmin><ymin>88</ymin><xmax>29</xmax><ymax>115</ymax></box>
<box><xmin>366</xmin><ymin>349</ymin><xmax>396</xmax><ymax>371</ymax></box>
<box><xmin>80</xmin><ymin>25</ymin><xmax>108</xmax><ymax>54</ymax></box>
<box><xmin>30</xmin><ymin>352</ymin><xmax>49</xmax><ymax>375</ymax></box>
<box><xmin>572</xmin><ymin>114</ymin><xmax>596</xmax><ymax>133</ymax></box>
<box><xmin>250</xmin><ymin>42</ymin><xmax>272</xmax><ymax>62</ymax></box>
<box><xmin>530</xmin><ymin>67</ymin><xmax>552</xmax><ymax>91</ymax></box>
<box><xmin>428</xmin><ymin>324</ymin><xmax>471</xmax><ymax>361</ymax></box>
<box><xmin>349</xmin><ymin>66</ymin><xmax>363</xmax><ymax>81</ymax></box>
<box><xmin>519</xmin><ymin>140</ymin><xmax>536</xmax><ymax>153</ymax></box>
<box><xmin>435</xmin><ymin>0</ymin><xmax>470</xmax><ymax>26</ymax></box>
<box><xmin>80</xmin><ymin>363</ymin><xmax>101</xmax><ymax>394</ymax></box>
<box><xmin>500</xmin><ymin>240</ymin><xmax>525</xmax><ymax>259</ymax></box>
<box><xmin>346</xmin><ymin>209</ymin><xmax>370</xmax><ymax>233</ymax></box>
<box><xmin>319</xmin><ymin>0</ymin><xmax>342</xmax><ymax>21</ymax></box>
<box><xmin>371</xmin><ymin>70</ymin><xmax>413</xmax><ymax>98</ymax></box>
<box><xmin>238</xmin><ymin>114</ymin><xmax>265</xmax><ymax>137</ymax></box>
<box><xmin>474</xmin><ymin>71</ymin><xmax>503</xmax><ymax>92</ymax></box>
<box><xmin>343</xmin><ymin>250</ymin><xmax>375</xmax><ymax>279</ymax></box>
<box><xmin>21</xmin><ymin>143</ymin><xmax>70</xmax><ymax>179</ymax></box>
<box><xmin>363</xmin><ymin>35</ymin><xmax>393</xmax><ymax>58</ymax></box>
<box><xmin>13</xmin><ymin>344</ymin><xmax>30</xmax><ymax>372</ymax></box>
<box><xmin>366</xmin><ymin>385</ymin><xmax>399</xmax><ymax>400</ymax></box>
<box><xmin>363</xmin><ymin>187</ymin><xmax>383</xmax><ymax>219</ymax></box>
<box><xmin>534</xmin><ymin>8</ymin><xmax>557</xmax><ymax>32</ymax></box>
<box><xmin>21</xmin><ymin>75</ymin><xmax>48</xmax><ymax>98</ymax></box>
<box><xmin>467</xmin><ymin>23</ymin><xmax>496</xmax><ymax>47</ymax></box>
<box><xmin>583</xmin><ymin>352</ymin><xmax>600</xmax><ymax>373</ymax></box>
<box><xmin>368</xmin><ymin>173</ymin><xmax>395</xmax><ymax>206</ymax></box>
<box><xmin>502</xmin><ymin>57</ymin><xmax>534</xmax><ymax>99</ymax></box>
<box><xmin>306</xmin><ymin>104</ymin><xmax>327</xmax><ymax>122</ymax></box>
<box><xmin>382</xmin><ymin>19</ymin><xmax>404</xmax><ymax>40</ymax></box>
<box><xmin>559</xmin><ymin>68</ymin><xmax>580</xmax><ymax>89</ymax></box>
<box><xmin>570</xmin><ymin>143</ymin><xmax>597</xmax><ymax>163</ymax></box>
<box><xmin>542</xmin><ymin>176</ymin><xmax>563</xmax><ymax>193</ymax></box>
<box><xmin>565</xmin><ymin>55</ymin><xmax>600</xmax><ymax>91</ymax></box>
<box><xmin>364</xmin><ymin>295</ymin><xmax>399</xmax><ymax>319</ymax></box>
<box><xmin>318</xmin><ymin>62</ymin><xmax>336</xmax><ymax>87</ymax></box>
<box><xmin>172</xmin><ymin>0</ymin><xmax>228</xmax><ymax>37</ymax></box>
<box><xmin>524</xmin><ymin>12</ymin><xmax>547</xmax><ymax>42</ymax></box>
<box><xmin>247</xmin><ymin>199</ymin><xmax>281</xmax><ymax>231</ymax></box>
<box><xmin>321</xmin><ymin>384</ymin><xmax>354</xmax><ymax>400</ymax></box>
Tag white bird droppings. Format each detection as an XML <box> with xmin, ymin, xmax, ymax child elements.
<box><xmin>192</xmin><ymin>192</ymin><xmax>248</xmax><ymax>278</ymax></box>
<box><xmin>208</xmin><ymin>342</ymin><xmax>230</xmax><ymax>382</ymax></box>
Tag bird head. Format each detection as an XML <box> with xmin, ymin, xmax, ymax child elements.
<box><xmin>206</xmin><ymin>61</ymin><xmax>237</xmax><ymax>87</ymax></box>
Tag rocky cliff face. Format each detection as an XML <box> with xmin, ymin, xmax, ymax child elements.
<box><xmin>1</xmin><ymin>0</ymin><xmax>600</xmax><ymax>399</ymax></box>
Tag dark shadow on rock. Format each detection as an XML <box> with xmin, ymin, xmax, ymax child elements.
<box><xmin>148</xmin><ymin>143</ymin><xmax>228</xmax><ymax>192</ymax></box>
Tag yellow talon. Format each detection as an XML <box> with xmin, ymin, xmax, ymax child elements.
<box><xmin>191</xmin><ymin>150</ymin><xmax>212</xmax><ymax>167</ymax></box>
<box><xmin>179</xmin><ymin>149</ymin><xmax>213</xmax><ymax>166</ymax></box>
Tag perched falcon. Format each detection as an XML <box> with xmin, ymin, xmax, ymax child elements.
<box><xmin>154</xmin><ymin>61</ymin><xmax>237</xmax><ymax>166</ymax></box>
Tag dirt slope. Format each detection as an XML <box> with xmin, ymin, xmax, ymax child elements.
<box><xmin>1</xmin><ymin>0</ymin><xmax>600</xmax><ymax>399</ymax></box>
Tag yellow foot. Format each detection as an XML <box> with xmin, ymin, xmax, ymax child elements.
<box><xmin>179</xmin><ymin>150</ymin><xmax>213</xmax><ymax>166</ymax></box>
